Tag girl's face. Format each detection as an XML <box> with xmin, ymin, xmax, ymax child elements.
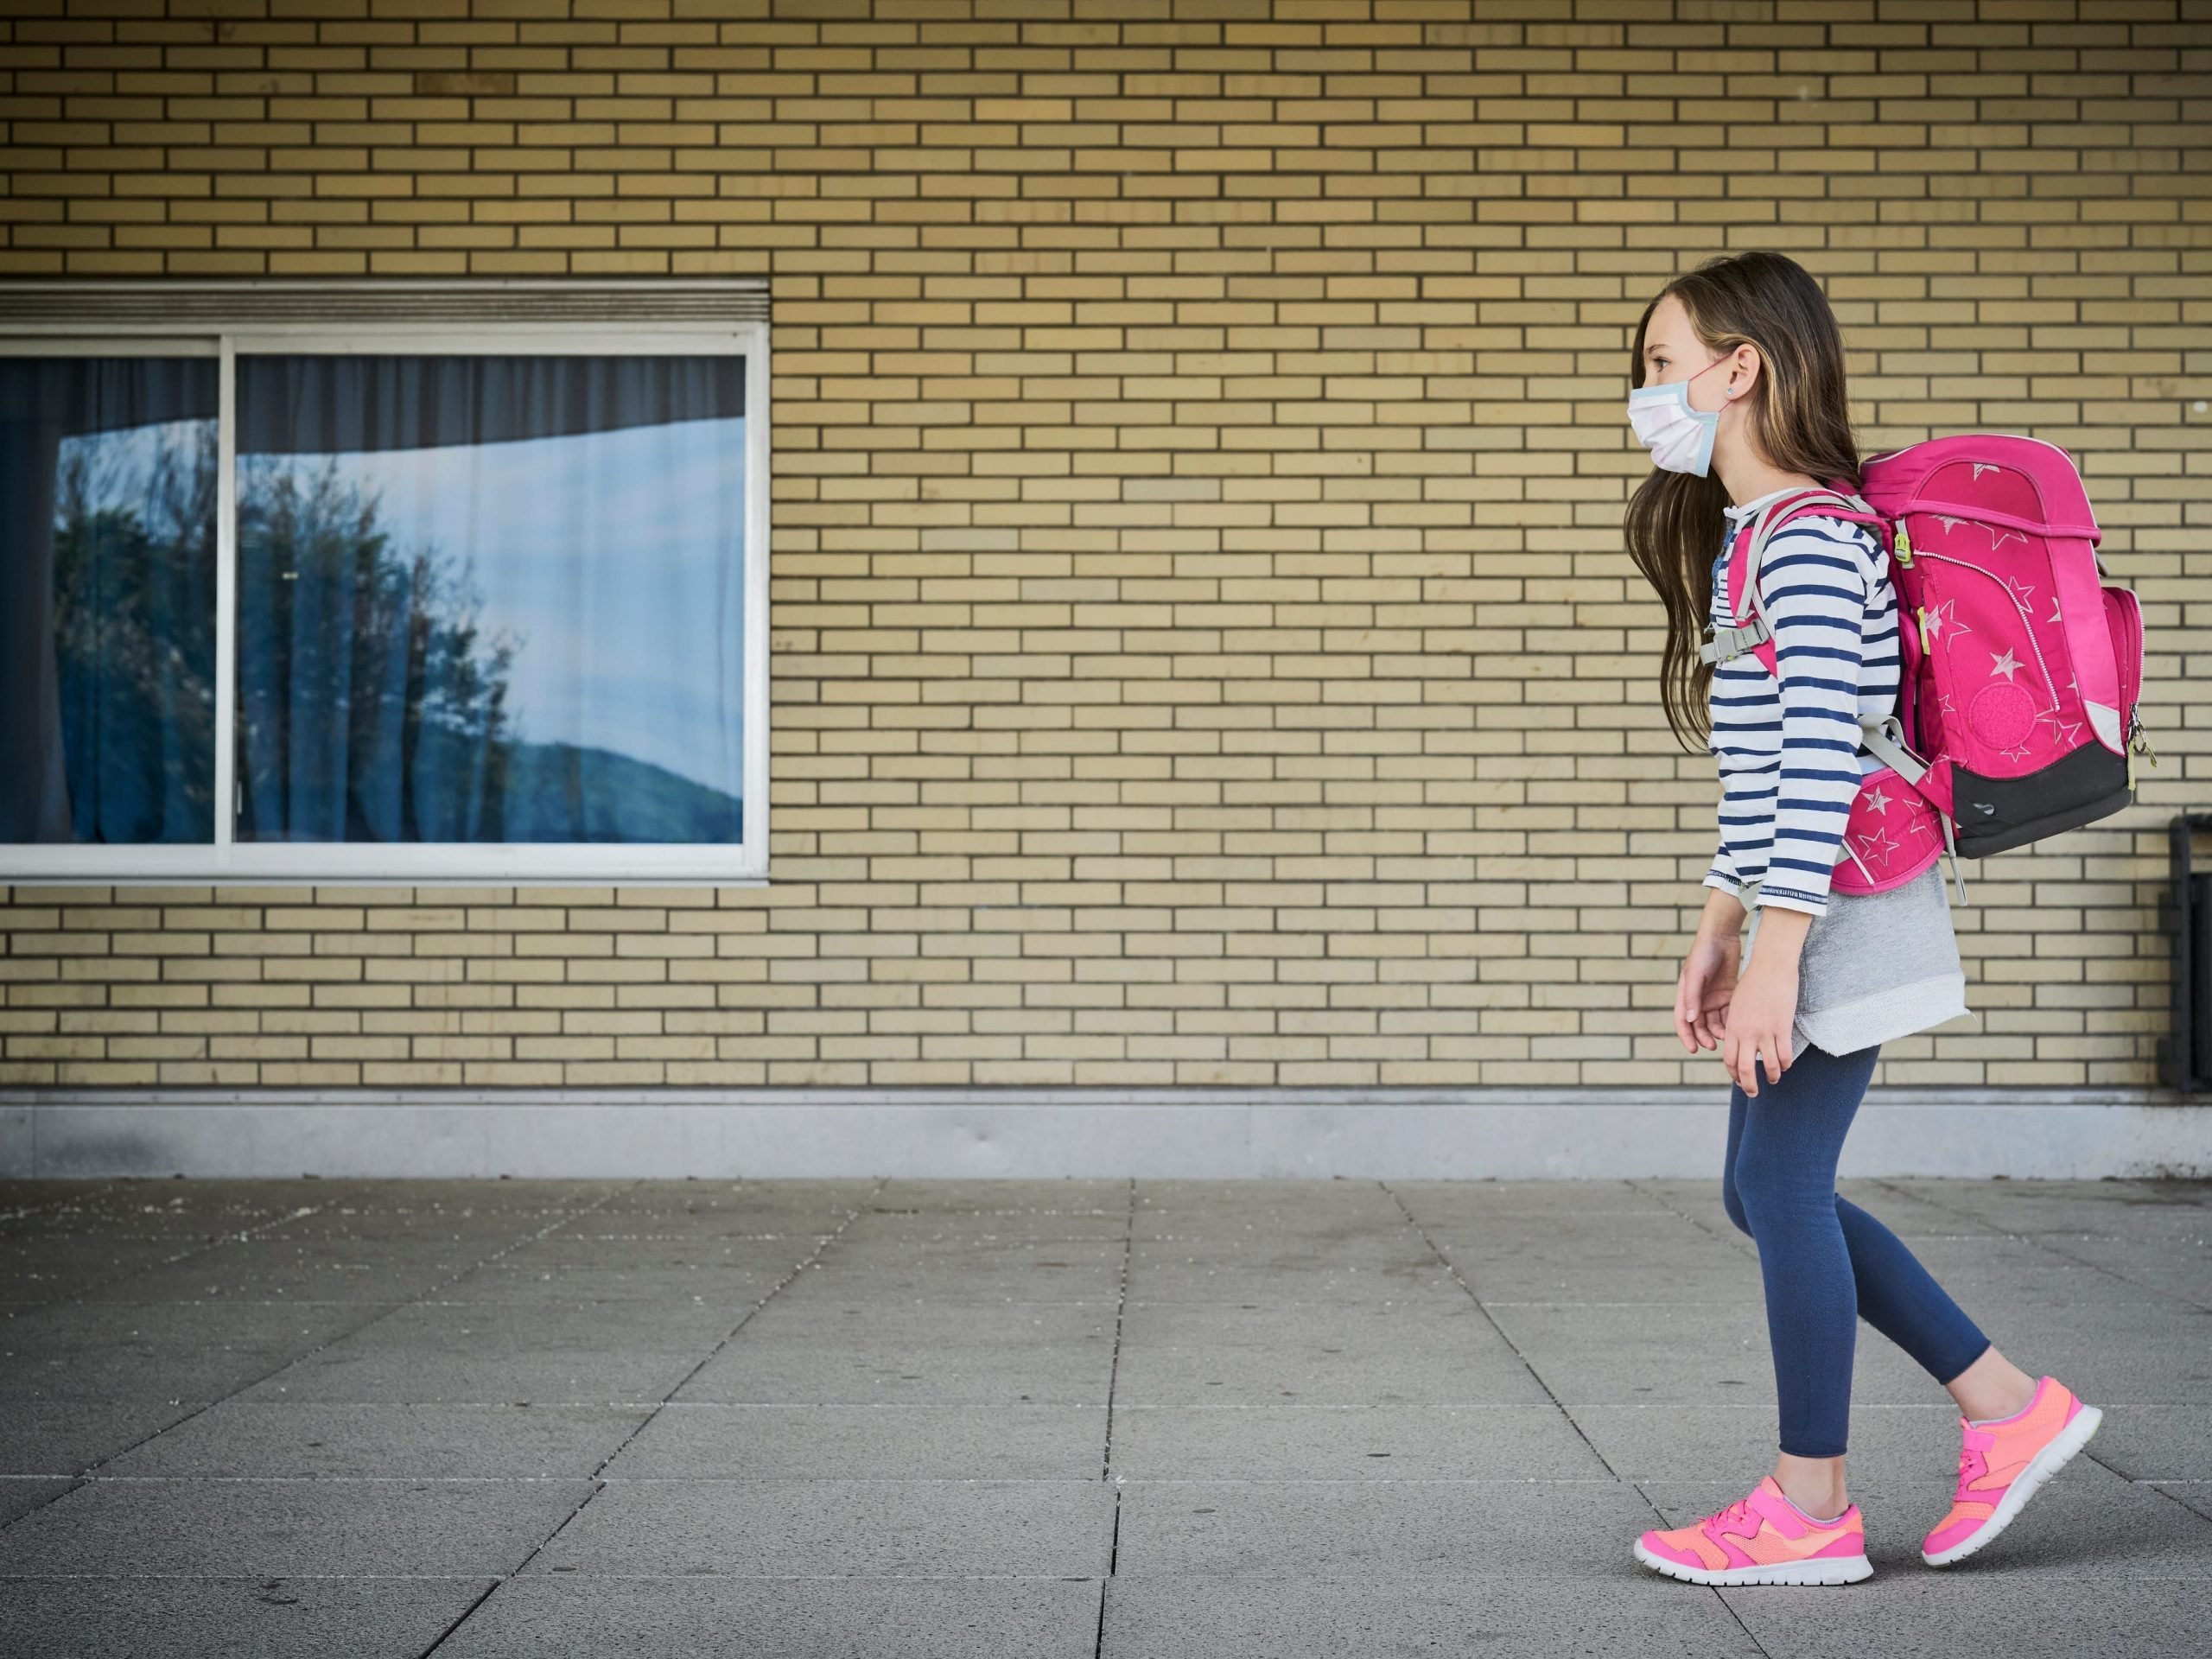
<box><xmin>1639</xmin><ymin>295</ymin><xmax>1738</xmax><ymax>414</ymax></box>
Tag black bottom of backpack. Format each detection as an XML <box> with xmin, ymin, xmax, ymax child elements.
<box><xmin>1951</xmin><ymin>745</ymin><xmax>2133</xmax><ymax>860</ymax></box>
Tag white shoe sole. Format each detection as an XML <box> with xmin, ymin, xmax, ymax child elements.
<box><xmin>1921</xmin><ymin>1401</ymin><xmax>2104</xmax><ymax>1567</ymax></box>
<box><xmin>1633</xmin><ymin>1536</ymin><xmax>1873</xmax><ymax>1586</ymax></box>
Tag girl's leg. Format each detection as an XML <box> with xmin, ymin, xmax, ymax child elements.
<box><xmin>1723</xmin><ymin>1080</ymin><xmax>1847</xmax><ymax>1516</ymax></box>
<box><xmin>1726</xmin><ymin>1041</ymin><xmax>1881</xmax><ymax>1513</ymax></box>
<box><xmin>1942</xmin><ymin>1344</ymin><xmax>2040</xmax><ymax>1422</ymax></box>
<box><xmin>1821</xmin><ymin>1096</ymin><xmax>2041</xmax><ymax>1419</ymax></box>
<box><xmin>1835</xmin><ymin>1193</ymin><xmax>1993</xmax><ymax>1392</ymax></box>
<box><xmin>1718</xmin><ymin>1041</ymin><xmax>2050</xmax><ymax>1523</ymax></box>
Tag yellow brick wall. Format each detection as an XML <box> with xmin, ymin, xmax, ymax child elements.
<box><xmin>1</xmin><ymin>2</ymin><xmax>2204</xmax><ymax>1091</ymax></box>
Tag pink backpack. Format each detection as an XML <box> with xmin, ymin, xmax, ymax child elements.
<box><xmin>1702</xmin><ymin>435</ymin><xmax>2154</xmax><ymax>906</ymax></box>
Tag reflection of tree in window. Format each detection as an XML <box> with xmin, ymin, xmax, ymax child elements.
<box><xmin>235</xmin><ymin>455</ymin><xmax>521</xmax><ymax>844</ymax></box>
<box><xmin>232</xmin><ymin>438</ymin><xmax>746</xmax><ymax>847</ymax></box>
<box><xmin>48</xmin><ymin>420</ymin><xmax>218</xmax><ymax>842</ymax></box>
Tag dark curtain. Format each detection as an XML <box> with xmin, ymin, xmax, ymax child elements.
<box><xmin>0</xmin><ymin>358</ymin><xmax>219</xmax><ymax>844</ymax></box>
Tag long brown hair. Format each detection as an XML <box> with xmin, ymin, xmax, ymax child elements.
<box><xmin>1624</xmin><ymin>251</ymin><xmax>1866</xmax><ymax>753</ymax></box>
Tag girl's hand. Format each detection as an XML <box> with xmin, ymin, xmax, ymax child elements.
<box><xmin>1723</xmin><ymin>957</ymin><xmax>1798</xmax><ymax>1096</ymax></box>
<box><xmin>1675</xmin><ymin>930</ymin><xmax>1739</xmax><ymax>1054</ymax></box>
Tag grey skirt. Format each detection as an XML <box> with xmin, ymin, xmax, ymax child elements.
<box><xmin>1742</xmin><ymin>861</ymin><xmax>1977</xmax><ymax>1057</ymax></box>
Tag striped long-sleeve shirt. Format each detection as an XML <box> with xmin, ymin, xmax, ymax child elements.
<box><xmin>1702</xmin><ymin>491</ymin><xmax>1897</xmax><ymax>918</ymax></box>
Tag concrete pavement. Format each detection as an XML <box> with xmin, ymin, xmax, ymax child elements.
<box><xmin>1</xmin><ymin>1175</ymin><xmax>2206</xmax><ymax>1656</ymax></box>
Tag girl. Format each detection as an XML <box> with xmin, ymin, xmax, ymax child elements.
<box><xmin>1618</xmin><ymin>251</ymin><xmax>2103</xmax><ymax>1586</ymax></box>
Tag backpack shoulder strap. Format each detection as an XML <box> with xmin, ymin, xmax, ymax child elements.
<box><xmin>1734</xmin><ymin>486</ymin><xmax>1871</xmax><ymax>631</ymax></box>
<box><xmin>1698</xmin><ymin>485</ymin><xmax>1884</xmax><ymax>665</ymax></box>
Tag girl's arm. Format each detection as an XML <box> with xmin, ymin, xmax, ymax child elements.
<box><xmin>1750</xmin><ymin>518</ymin><xmax>1878</xmax><ymax>924</ymax></box>
<box><xmin>1707</xmin><ymin>519</ymin><xmax>1866</xmax><ymax>1092</ymax></box>
<box><xmin>1697</xmin><ymin>885</ymin><xmax>1746</xmax><ymax>942</ymax></box>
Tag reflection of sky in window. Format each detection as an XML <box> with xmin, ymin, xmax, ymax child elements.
<box><xmin>56</xmin><ymin>418</ymin><xmax>213</xmax><ymax>543</ymax></box>
<box><xmin>244</xmin><ymin>419</ymin><xmax>747</xmax><ymax>800</ymax></box>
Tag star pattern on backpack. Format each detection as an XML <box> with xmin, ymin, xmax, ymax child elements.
<box><xmin>1988</xmin><ymin>646</ymin><xmax>2023</xmax><ymax>682</ymax></box>
<box><xmin>1852</xmin><ymin>824</ymin><xmax>1902</xmax><ymax>868</ymax></box>
<box><xmin>2035</xmin><ymin>707</ymin><xmax>2084</xmax><ymax>747</ymax></box>
<box><xmin>1923</xmin><ymin>598</ymin><xmax>1970</xmax><ymax>646</ymax></box>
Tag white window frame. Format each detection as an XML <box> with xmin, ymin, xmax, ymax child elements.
<box><xmin>0</xmin><ymin>308</ymin><xmax>771</xmax><ymax>887</ymax></box>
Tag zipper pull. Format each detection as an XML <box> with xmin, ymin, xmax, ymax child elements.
<box><xmin>1939</xmin><ymin>813</ymin><xmax>1967</xmax><ymax>906</ymax></box>
<box><xmin>2127</xmin><ymin>707</ymin><xmax>2155</xmax><ymax>790</ymax></box>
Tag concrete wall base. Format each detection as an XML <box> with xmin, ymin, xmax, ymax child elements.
<box><xmin>3</xmin><ymin>1089</ymin><xmax>2209</xmax><ymax>1180</ymax></box>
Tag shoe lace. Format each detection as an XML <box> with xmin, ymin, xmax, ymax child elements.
<box><xmin>1702</xmin><ymin>1495</ymin><xmax>1760</xmax><ymax>1540</ymax></box>
<box><xmin>1955</xmin><ymin>1437</ymin><xmax>1988</xmax><ymax>1498</ymax></box>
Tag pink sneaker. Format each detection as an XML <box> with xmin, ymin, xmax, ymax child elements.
<box><xmin>1635</xmin><ymin>1475</ymin><xmax>1873</xmax><ymax>1586</ymax></box>
<box><xmin>1922</xmin><ymin>1373</ymin><xmax>2103</xmax><ymax>1567</ymax></box>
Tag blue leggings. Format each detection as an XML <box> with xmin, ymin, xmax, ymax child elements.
<box><xmin>1724</xmin><ymin>1041</ymin><xmax>1993</xmax><ymax>1459</ymax></box>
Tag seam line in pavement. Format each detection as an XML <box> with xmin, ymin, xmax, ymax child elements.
<box><xmin>1866</xmin><ymin>1175</ymin><xmax>2212</xmax><ymax>1528</ymax></box>
<box><xmin>1384</xmin><ymin>1180</ymin><xmax>1778</xmax><ymax>1659</ymax></box>
<box><xmin>1094</xmin><ymin>1176</ymin><xmax>1135</xmax><ymax>1659</ymax></box>
<box><xmin>0</xmin><ymin>1183</ymin><xmax>626</xmax><ymax>1544</ymax></box>
<box><xmin>416</xmin><ymin>1177</ymin><xmax>890</xmax><ymax>1658</ymax></box>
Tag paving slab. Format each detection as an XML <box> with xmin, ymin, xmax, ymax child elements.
<box><xmin>0</xmin><ymin>1476</ymin><xmax>78</xmax><ymax>1524</ymax></box>
<box><xmin>523</xmin><ymin>1478</ymin><xmax>1116</xmax><ymax>1578</ymax></box>
<box><xmin>605</xmin><ymin>1401</ymin><xmax>1108</xmax><ymax>1479</ymax></box>
<box><xmin>2165</xmin><ymin>1481</ymin><xmax>2212</xmax><ymax>1524</ymax></box>
<box><xmin>0</xmin><ymin>1179</ymin><xmax>351</xmax><ymax>1236</ymax></box>
<box><xmin>434</xmin><ymin>1577</ymin><xmax>1101</xmax><ymax>1659</ymax></box>
<box><xmin>871</xmin><ymin>1178</ymin><xmax>1126</xmax><ymax>1212</ymax></box>
<box><xmin>0</xmin><ymin>1395</ymin><xmax>212</xmax><ymax>1475</ymax></box>
<box><xmin>2088</xmin><ymin>1403</ymin><xmax>2212</xmax><ymax>1480</ymax></box>
<box><xmin>73</xmin><ymin>1236</ymin><xmax>490</xmax><ymax>1304</ymax></box>
<box><xmin>1719</xmin><ymin>1578</ymin><xmax>2212</xmax><ymax>1659</ymax></box>
<box><xmin>1098</xmin><ymin>1574</ymin><xmax>1764</xmax><ymax>1658</ymax></box>
<box><xmin>1111</xmin><ymin>1298</ymin><xmax>1550</xmax><ymax>1406</ymax></box>
<box><xmin>1113</xmin><ymin>1476</ymin><xmax>1677</xmax><ymax>1580</ymax></box>
<box><xmin>100</xmin><ymin>1400</ymin><xmax>651</xmax><ymax>1478</ymax></box>
<box><xmin>1108</xmin><ymin>1402</ymin><xmax>1608</xmax><ymax>1481</ymax></box>
<box><xmin>1880</xmin><ymin>1178</ymin><xmax>2212</xmax><ymax>1239</ymax></box>
<box><xmin>442</xmin><ymin>1242</ymin><xmax>806</xmax><ymax>1306</ymax></box>
<box><xmin>814</xmin><ymin>1231</ymin><xmax>1128</xmax><ymax>1300</ymax></box>
<box><xmin>0</xmin><ymin>1300</ymin><xmax>392</xmax><ymax>1402</ymax></box>
<box><xmin>1122</xmin><ymin>1255</ymin><xmax>1467</xmax><ymax>1302</ymax></box>
<box><xmin>861</xmin><ymin>1209</ymin><xmax>1133</xmax><ymax>1243</ymax></box>
<box><xmin>1415</xmin><ymin>1225</ymin><xmax>1764</xmax><ymax>1306</ymax></box>
<box><xmin>671</xmin><ymin>1299</ymin><xmax>1120</xmax><ymax>1406</ymax></box>
<box><xmin>0</xmin><ymin>1576</ymin><xmax>494</xmax><ymax>1659</ymax></box>
<box><xmin>234</xmin><ymin>1307</ymin><xmax>715</xmax><ymax>1406</ymax></box>
<box><xmin>0</xmin><ymin>1234</ymin><xmax>207</xmax><ymax>1301</ymax></box>
<box><xmin>2026</xmin><ymin>1231</ymin><xmax>2212</xmax><ymax>1306</ymax></box>
<box><xmin>0</xmin><ymin>1476</ymin><xmax>593</xmax><ymax>1577</ymax></box>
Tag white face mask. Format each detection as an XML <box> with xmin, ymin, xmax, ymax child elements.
<box><xmin>1625</xmin><ymin>353</ymin><xmax>1737</xmax><ymax>477</ymax></box>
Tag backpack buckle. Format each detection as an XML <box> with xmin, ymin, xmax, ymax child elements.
<box><xmin>1699</xmin><ymin>617</ymin><xmax>1771</xmax><ymax>666</ymax></box>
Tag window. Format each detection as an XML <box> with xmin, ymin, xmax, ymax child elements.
<box><xmin>0</xmin><ymin>284</ymin><xmax>770</xmax><ymax>882</ymax></box>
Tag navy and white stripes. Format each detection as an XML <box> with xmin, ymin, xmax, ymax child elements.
<box><xmin>1702</xmin><ymin>498</ymin><xmax>1897</xmax><ymax>918</ymax></box>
